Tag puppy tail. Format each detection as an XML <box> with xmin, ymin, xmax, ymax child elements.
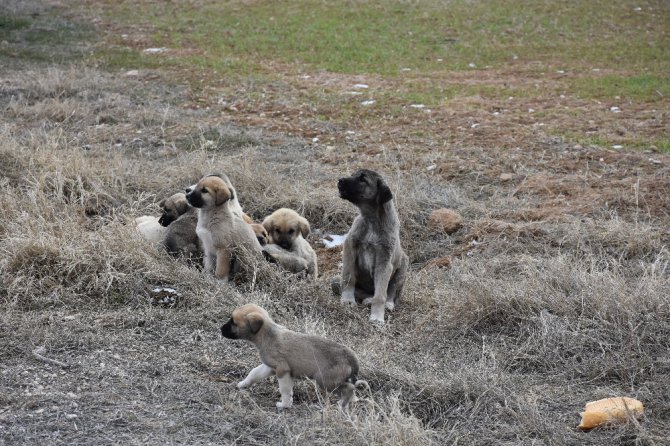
<box><xmin>354</xmin><ymin>380</ymin><xmax>370</xmax><ymax>392</ymax></box>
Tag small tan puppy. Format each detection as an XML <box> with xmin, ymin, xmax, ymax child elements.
<box><xmin>221</xmin><ymin>304</ymin><xmax>367</xmax><ymax>409</ymax></box>
<box><xmin>185</xmin><ymin>174</ymin><xmax>261</xmax><ymax>280</ymax></box>
<box><xmin>261</xmin><ymin>208</ymin><xmax>318</xmax><ymax>279</ymax></box>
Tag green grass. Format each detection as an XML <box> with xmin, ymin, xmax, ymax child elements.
<box><xmin>0</xmin><ymin>9</ymin><xmax>94</xmax><ymax>62</ymax></box>
<box><xmin>569</xmin><ymin>74</ymin><xmax>670</xmax><ymax>102</ymax></box>
<box><xmin>102</xmin><ymin>0</ymin><xmax>670</xmax><ymax>77</ymax></box>
<box><xmin>554</xmin><ymin>132</ymin><xmax>670</xmax><ymax>153</ymax></box>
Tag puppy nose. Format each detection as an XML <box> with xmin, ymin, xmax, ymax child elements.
<box><xmin>185</xmin><ymin>187</ymin><xmax>192</xmax><ymax>194</ymax></box>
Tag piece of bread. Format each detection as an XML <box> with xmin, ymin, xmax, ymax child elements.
<box><xmin>578</xmin><ymin>397</ymin><xmax>644</xmax><ymax>430</ymax></box>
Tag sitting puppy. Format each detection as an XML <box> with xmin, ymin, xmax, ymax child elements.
<box><xmin>261</xmin><ymin>208</ymin><xmax>318</xmax><ymax>279</ymax></box>
<box><xmin>335</xmin><ymin>169</ymin><xmax>409</xmax><ymax>323</ymax></box>
<box><xmin>186</xmin><ymin>174</ymin><xmax>262</xmax><ymax>280</ymax></box>
<box><xmin>221</xmin><ymin>304</ymin><xmax>367</xmax><ymax>409</ymax></box>
<box><xmin>163</xmin><ymin>210</ymin><xmax>201</xmax><ymax>264</ymax></box>
<box><xmin>155</xmin><ymin>192</ymin><xmax>202</xmax><ymax>263</ymax></box>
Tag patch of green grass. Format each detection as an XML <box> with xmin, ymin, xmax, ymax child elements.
<box><xmin>570</xmin><ymin>74</ymin><xmax>670</xmax><ymax>101</ymax></box>
<box><xmin>555</xmin><ymin>132</ymin><xmax>670</xmax><ymax>153</ymax></box>
<box><xmin>0</xmin><ymin>16</ymin><xmax>32</xmax><ymax>39</ymax></box>
<box><xmin>0</xmin><ymin>10</ymin><xmax>94</xmax><ymax>62</ymax></box>
<box><xmin>102</xmin><ymin>0</ymin><xmax>670</xmax><ymax>76</ymax></box>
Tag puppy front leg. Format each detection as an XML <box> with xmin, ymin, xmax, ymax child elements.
<box><xmin>238</xmin><ymin>363</ymin><xmax>274</xmax><ymax>389</ymax></box>
<box><xmin>276</xmin><ymin>373</ymin><xmax>294</xmax><ymax>409</ymax></box>
<box><xmin>202</xmin><ymin>245</ymin><xmax>214</xmax><ymax>274</ymax></box>
<box><xmin>369</xmin><ymin>262</ymin><xmax>393</xmax><ymax>323</ymax></box>
<box><xmin>214</xmin><ymin>248</ymin><xmax>231</xmax><ymax>280</ymax></box>
<box><xmin>340</xmin><ymin>242</ymin><xmax>357</xmax><ymax>306</ymax></box>
<box><xmin>386</xmin><ymin>255</ymin><xmax>409</xmax><ymax>311</ymax></box>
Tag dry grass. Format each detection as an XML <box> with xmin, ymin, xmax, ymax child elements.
<box><xmin>2</xmin><ymin>3</ymin><xmax>670</xmax><ymax>444</ymax></box>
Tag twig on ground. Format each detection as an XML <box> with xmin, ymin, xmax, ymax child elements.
<box><xmin>32</xmin><ymin>346</ymin><xmax>69</xmax><ymax>369</ymax></box>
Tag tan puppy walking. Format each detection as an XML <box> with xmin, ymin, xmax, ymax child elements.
<box><xmin>221</xmin><ymin>304</ymin><xmax>367</xmax><ymax>409</ymax></box>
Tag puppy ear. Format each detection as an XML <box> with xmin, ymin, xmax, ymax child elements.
<box><xmin>261</xmin><ymin>215</ymin><xmax>273</xmax><ymax>233</ymax></box>
<box><xmin>246</xmin><ymin>312</ymin><xmax>264</xmax><ymax>334</ymax></box>
<box><xmin>298</xmin><ymin>216</ymin><xmax>310</xmax><ymax>238</ymax></box>
<box><xmin>214</xmin><ymin>185</ymin><xmax>231</xmax><ymax>206</ymax></box>
<box><xmin>376</xmin><ymin>179</ymin><xmax>393</xmax><ymax>204</ymax></box>
<box><xmin>158</xmin><ymin>198</ymin><xmax>166</xmax><ymax>209</ymax></box>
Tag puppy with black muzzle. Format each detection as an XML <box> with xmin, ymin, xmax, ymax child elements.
<box><xmin>155</xmin><ymin>192</ymin><xmax>202</xmax><ymax>263</ymax></box>
<box><xmin>261</xmin><ymin>208</ymin><xmax>318</xmax><ymax>279</ymax></box>
<box><xmin>221</xmin><ymin>304</ymin><xmax>367</xmax><ymax>409</ymax></box>
<box><xmin>158</xmin><ymin>192</ymin><xmax>191</xmax><ymax>227</ymax></box>
<box><xmin>335</xmin><ymin>169</ymin><xmax>409</xmax><ymax>323</ymax></box>
<box><xmin>186</xmin><ymin>174</ymin><xmax>262</xmax><ymax>280</ymax></box>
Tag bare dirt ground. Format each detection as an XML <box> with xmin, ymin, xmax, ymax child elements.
<box><xmin>1</xmin><ymin>1</ymin><xmax>669</xmax><ymax>445</ymax></box>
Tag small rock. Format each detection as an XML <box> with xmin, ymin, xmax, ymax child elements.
<box><xmin>427</xmin><ymin>209</ymin><xmax>463</xmax><ymax>234</ymax></box>
<box><xmin>124</xmin><ymin>70</ymin><xmax>140</xmax><ymax>77</ymax></box>
<box><xmin>499</xmin><ymin>173</ymin><xmax>514</xmax><ymax>181</ymax></box>
<box><xmin>149</xmin><ymin>287</ymin><xmax>183</xmax><ymax>308</ymax></box>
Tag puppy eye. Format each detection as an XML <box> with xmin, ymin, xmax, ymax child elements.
<box><xmin>202</xmin><ymin>188</ymin><xmax>209</xmax><ymax>194</ymax></box>
<box><xmin>288</xmin><ymin>229</ymin><xmax>295</xmax><ymax>235</ymax></box>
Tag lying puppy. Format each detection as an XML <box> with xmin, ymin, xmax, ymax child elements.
<box><xmin>221</xmin><ymin>304</ymin><xmax>367</xmax><ymax>409</ymax></box>
<box><xmin>135</xmin><ymin>215</ymin><xmax>165</xmax><ymax>244</ymax></box>
<box><xmin>261</xmin><ymin>208</ymin><xmax>318</xmax><ymax>279</ymax></box>
<box><xmin>186</xmin><ymin>174</ymin><xmax>262</xmax><ymax>280</ymax></box>
<box><xmin>336</xmin><ymin>169</ymin><xmax>409</xmax><ymax>323</ymax></box>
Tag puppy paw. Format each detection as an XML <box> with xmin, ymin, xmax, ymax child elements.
<box><xmin>237</xmin><ymin>381</ymin><xmax>249</xmax><ymax>389</ymax></box>
<box><xmin>262</xmin><ymin>249</ymin><xmax>278</xmax><ymax>263</ymax></box>
<box><xmin>361</xmin><ymin>297</ymin><xmax>373</xmax><ymax>306</ymax></box>
<box><xmin>369</xmin><ymin>306</ymin><xmax>385</xmax><ymax>324</ymax></box>
<box><xmin>341</xmin><ymin>290</ymin><xmax>356</xmax><ymax>307</ymax></box>
<box><xmin>385</xmin><ymin>301</ymin><xmax>395</xmax><ymax>311</ymax></box>
<box><xmin>276</xmin><ymin>401</ymin><xmax>293</xmax><ymax>409</ymax></box>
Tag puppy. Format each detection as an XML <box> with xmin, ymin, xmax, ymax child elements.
<box><xmin>336</xmin><ymin>169</ymin><xmax>409</xmax><ymax>323</ymax></box>
<box><xmin>221</xmin><ymin>304</ymin><xmax>367</xmax><ymax>409</ymax></box>
<box><xmin>250</xmin><ymin>223</ymin><xmax>269</xmax><ymax>246</ymax></box>
<box><xmin>163</xmin><ymin>210</ymin><xmax>201</xmax><ymax>263</ymax></box>
<box><xmin>185</xmin><ymin>174</ymin><xmax>247</xmax><ymax>222</ymax></box>
<box><xmin>261</xmin><ymin>208</ymin><xmax>318</xmax><ymax>279</ymax></box>
<box><xmin>185</xmin><ymin>174</ymin><xmax>262</xmax><ymax>280</ymax></box>
<box><xmin>158</xmin><ymin>192</ymin><xmax>191</xmax><ymax>227</ymax></box>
